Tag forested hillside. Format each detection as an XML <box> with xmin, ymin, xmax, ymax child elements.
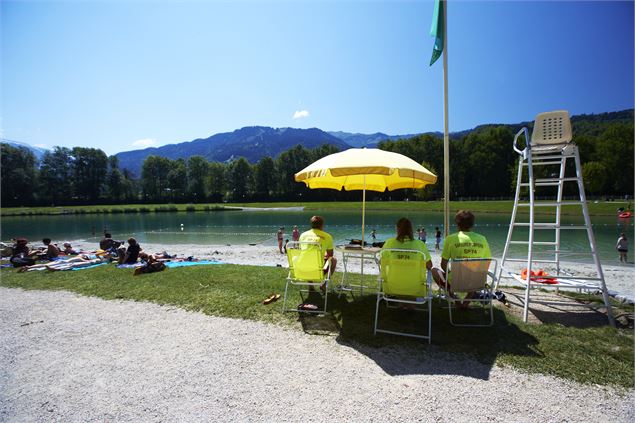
<box><xmin>1</xmin><ymin>110</ymin><xmax>632</xmax><ymax>207</ymax></box>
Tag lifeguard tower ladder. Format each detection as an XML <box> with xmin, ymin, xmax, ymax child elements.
<box><xmin>498</xmin><ymin>110</ymin><xmax>614</xmax><ymax>325</ymax></box>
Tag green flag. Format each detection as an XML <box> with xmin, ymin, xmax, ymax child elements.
<box><xmin>429</xmin><ymin>0</ymin><xmax>444</xmax><ymax>66</ymax></box>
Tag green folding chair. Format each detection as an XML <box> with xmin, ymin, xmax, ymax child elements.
<box><xmin>374</xmin><ymin>249</ymin><xmax>432</xmax><ymax>343</ymax></box>
<box><xmin>282</xmin><ymin>241</ymin><xmax>332</xmax><ymax>314</ymax></box>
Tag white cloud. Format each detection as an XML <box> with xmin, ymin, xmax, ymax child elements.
<box><xmin>132</xmin><ymin>138</ymin><xmax>157</xmax><ymax>148</ymax></box>
<box><xmin>293</xmin><ymin>110</ymin><xmax>310</xmax><ymax>119</ymax></box>
<box><xmin>34</xmin><ymin>143</ymin><xmax>48</xmax><ymax>148</ymax></box>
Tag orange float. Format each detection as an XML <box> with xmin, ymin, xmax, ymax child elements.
<box><xmin>520</xmin><ymin>268</ymin><xmax>558</xmax><ymax>284</ymax></box>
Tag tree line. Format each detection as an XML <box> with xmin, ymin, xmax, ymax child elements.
<box><xmin>1</xmin><ymin>120</ymin><xmax>632</xmax><ymax>207</ymax></box>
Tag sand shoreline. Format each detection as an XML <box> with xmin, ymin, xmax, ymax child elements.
<box><xmin>68</xmin><ymin>239</ymin><xmax>635</xmax><ymax>302</ymax></box>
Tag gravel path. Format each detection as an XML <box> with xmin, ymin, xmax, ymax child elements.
<box><xmin>1</xmin><ymin>287</ymin><xmax>633</xmax><ymax>422</ymax></box>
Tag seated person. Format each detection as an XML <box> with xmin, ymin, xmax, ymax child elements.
<box><xmin>118</xmin><ymin>237</ymin><xmax>142</xmax><ymax>264</ymax></box>
<box><xmin>9</xmin><ymin>238</ymin><xmax>37</xmax><ymax>267</ymax></box>
<box><xmin>432</xmin><ymin>210</ymin><xmax>491</xmax><ymax>305</ymax></box>
<box><xmin>62</xmin><ymin>242</ymin><xmax>77</xmax><ymax>255</ymax></box>
<box><xmin>381</xmin><ymin>218</ymin><xmax>432</xmax><ymax>305</ymax></box>
<box><xmin>39</xmin><ymin>238</ymin><xmax>60</xmax><ymax>260</ymax></box>
<box><xmin>99</xmin><ymin>233</ymin><xmax>123</xmax><ymax>254</ymax></box>
<box><xmin>298</xmin><ymin>215</ymin><xmax>337</xmax><ymax>274</ymax></box>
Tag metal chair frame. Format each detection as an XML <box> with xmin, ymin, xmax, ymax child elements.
<box><xmin>282</xmin><ymin>241</ymin><xmax>332</xmax><ymax>315</ymax></box>
<box><xmin>373</xmin><ymin>249</ymin><xmax>432</xmax><ymax>343</ymax></box>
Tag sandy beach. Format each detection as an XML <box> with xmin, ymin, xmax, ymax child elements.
<box><xmin>68</xmin><ymin>239</ymin><xmax>635</xmax><ymax>302</ymax></box>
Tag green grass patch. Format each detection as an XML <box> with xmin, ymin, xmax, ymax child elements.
<box><xmin>1</xmin><ymin>264</ymin><xmax>632</xmax><ymax>388</ymax></box>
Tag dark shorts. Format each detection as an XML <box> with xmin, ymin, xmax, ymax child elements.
<box><xmin>618</xmin><ymin>249</ymin><xmax>628</xmax><ymax>253</ymax></box>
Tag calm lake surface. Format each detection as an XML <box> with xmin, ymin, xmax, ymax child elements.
<box><xmin>1</xmin><ymin>210</ymin><xmax>632</xmax><ymax>265</ymax></box>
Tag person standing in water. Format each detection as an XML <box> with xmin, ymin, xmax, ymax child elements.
<box><xmin>435</xmin><ymin>227</ymin><xmax>442</xmax><ymax>250</ymax></box>
<box><xmin>277</xmin><ymin>227</ymin><xmax>285</xmax><ymax>254</ymax></box>
<box><xmin>616</xmin><ymin>233</ymin><xmax>628</xmax><ymax>263</ymax></box>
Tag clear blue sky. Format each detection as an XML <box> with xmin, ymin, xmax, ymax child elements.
<box><xmin>1</xmin><ymin>0</ymin><xmax>633</xmax><ymax>155</ymax></box>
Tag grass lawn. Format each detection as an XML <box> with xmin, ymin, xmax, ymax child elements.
<box><xmin>1</xmin><ymin>263</ymin><xmax>633</xmax><ymax>389</ymax></box>
<box><xmin>2</xmin><ymin>199</ymin><xmax>632</xmax><ymax>216</ymax></box>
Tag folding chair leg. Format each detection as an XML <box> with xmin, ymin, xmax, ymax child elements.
<box><xmin>373</xmin><ymin>296</ymin><xmax>381</xmax><ymax>335</ymax></box>
<box><xmin>282</xmin><ymin>280</ymin><xmax>290</xmax><ymax>313</ymax></box>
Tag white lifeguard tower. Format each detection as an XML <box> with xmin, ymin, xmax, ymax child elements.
<box><xmin>498</xmin><ymin>110</ymin><xmax>614</xmax><ymax>325</ymax></box>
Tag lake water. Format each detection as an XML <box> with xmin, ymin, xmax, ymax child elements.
<box><xmin>1</xmin><ymin>209</ymin><xmax>632</xmax><ymax>265</ymax></box>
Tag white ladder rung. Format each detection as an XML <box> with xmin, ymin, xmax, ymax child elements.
<box><xmin>504</xmin><ymin>258</ymin><xmax>559</xmax><ymax>263</ymax></box>
<box><xmin>516</xmin><ymin>202</ymin><xmax>582</xmax><ymax>207</ymax></box>
<box><xmin>508</xmin><ymin>241</ymin><xmax>557</xmax><ymax>245</ymax></box>
<box><xmin>513</xmin><ymin>223</ymin><xmax>588</xmax><ymax>230</ymax></box>
<box><xmin>522</xmin><ymin>161</ymin><xmax>562</xmax><ymax>166</ymax></box>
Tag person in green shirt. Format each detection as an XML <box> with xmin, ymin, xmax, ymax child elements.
<box><xmin>298</xmin><ymin>215</ymin><xmax>337</xmax><ymax>274</ymax></box>
<box><xmin>432</xmin><ymin>210</ymin><xmax>491</xmax><ymax>304</ymax></box>
<box><xmin>382</xmin><ymin>217</ymin><xmax>432</xmax><ymax>271</ymax></box>
<box><xmin>380</xmin><ymin>218</ymin><xmax>432</xmax><ymax>308</ymax></box>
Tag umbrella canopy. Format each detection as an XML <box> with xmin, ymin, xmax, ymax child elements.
<box><xmin>295</xmin><ymin>148</ymin><xmax>437</xmax><ymax>191</ymax></box>
<box><xmin>295</xmin><ymin>148</ymin><xmax>437</xmax><ymax>245</ymax></box>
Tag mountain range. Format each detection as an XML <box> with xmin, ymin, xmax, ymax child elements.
<box><xmin>3</xmin><ymin>109</ymin><xmax>632</xmax><ymax>177</ymax></box>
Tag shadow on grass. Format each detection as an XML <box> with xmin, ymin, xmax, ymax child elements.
<box><xmin>296</xmin><ymin>292</ymin><xmax>541</xmax><ymax>380</ymax></box>
<box><xmin>504</xmin><ymin>290</ymin><xmax>615</xmax><ymax>329</ymax></box>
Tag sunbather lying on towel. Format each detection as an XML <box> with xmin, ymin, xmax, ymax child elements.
<box><xmin>17</xmin><ymin>251</ymin><xmax>111</xmax><ymax>272</ymax></box>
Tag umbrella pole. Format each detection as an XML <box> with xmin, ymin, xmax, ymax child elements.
<box><xmin>361</xmin><ymin>177</ymin><xmax>366</xmax><ymax>245</ymax></box>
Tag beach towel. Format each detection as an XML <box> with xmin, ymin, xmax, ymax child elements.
<box><xmin>71</xmin><ymin>263</ymin><xmax>108</xmax><ymax>271</ymax></box>
<box><xmin>117</xmin><ymin>263</ymin><xmax>144</xmax><ymax>268</ymax></box>
<box><xmin>165</xmin><ymin>260</ymin><xmax>222</xmax><ymax>268</ymax></box>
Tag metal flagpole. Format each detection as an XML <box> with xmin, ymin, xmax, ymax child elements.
<box><xmin>442</xmin><ymin>0</ymin><xmax>450</xmax><ymax>237</ymax></box>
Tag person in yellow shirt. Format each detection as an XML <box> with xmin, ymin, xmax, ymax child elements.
<box><xmin>381</xmin><ymin>217</ymin><xmax>432</xmax><ymax>272</ymax></box>
<box><xmin>432</xmin><ymin>210</ymin><xmax>491</xmax><ymax>304</ymax></box>
<box><xmin>298</xmin><ymin>215</ymin><xmax>337</xmax><ymax>274</ymax></box>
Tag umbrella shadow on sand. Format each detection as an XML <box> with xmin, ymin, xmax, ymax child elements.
<box><xmin>299</xmin><ymin>293</ymin><xmax>541</xmax><ymax>380</ymax></box>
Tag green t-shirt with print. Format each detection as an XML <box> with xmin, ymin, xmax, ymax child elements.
<box><xmin>382</xmin><ymin>237</ymin><xmax>431</xmax><ymax>263</ymax></box>
<box><xmin>299</xmin><ymin>228</ymin><xmax>334</xmax><ymax>253</ymax></box>
<box><xmin>441</xmin><ymin>231</ymin><xmax>491</xmax><ymax>260</ymax></box>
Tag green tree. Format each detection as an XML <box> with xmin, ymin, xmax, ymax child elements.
<box><xmin>187</xmin><ymin>156</ymin><xmax>209</xmax><ymax>202</ymax></box>
<box><xmin>0</xmin><ymin>144</ymin><xmax>37</xmax><ymax>206</ymax></box>
<box><xmin>595</xmin><ymin>122</ymin><xmax>634</xmax><ymax>195</ymax></box>
<box><xmin>227</xmin><ymin>157</ymin><xmax>253</xmax><ymax>201</ymax></box>
<box><xmin>275</xmin><ymin>145</ymin><xmax>312</xmax><ymax>200</ymax></box>
<box><xmin>71</xmin><ymin>147</ymin><xmax>108</xmax><ymax>202</ymax></box>
<box><xmin>254</xmin><ymin>156</ymin><xmax>275</xmax><ymax>200</ymax></box>
<box><xmin>208</xmin><ymin>162</ymin><xmax>226</xmax><ymax>202</ymax></box>
<box><xmin>39</xmin><ymin>147</ymin><xmax>72</xmax><ymax>205</ymax></box>
<box><xmin>582</xmin><ymin>161</ymin><xmax>608</xmax><ymax>195</ymax></box>
<box><xmin>141</xmin><ymin>156</ymin><xmax>172</xmax><ymax>202</ymax></box>
<box><xmin>107</xmin><ymin>155</ymin><xmax>125</xmax><ymax>203</ymax></box>
<box><xmin>167</xmin><ymin>158</ymin><xmax>187</xmax><ymax>202</ymax></box>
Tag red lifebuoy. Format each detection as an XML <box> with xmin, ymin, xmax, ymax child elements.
<box><xmin>618</xmin><ymin>212</ymin><xmax>632</xmax><ymax>218</ymax></box>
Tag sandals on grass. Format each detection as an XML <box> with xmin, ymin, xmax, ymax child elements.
<box><xmin>262</xmin><ymin>293</ymin><xmax>281</xmax><ymax>305</ymax></box>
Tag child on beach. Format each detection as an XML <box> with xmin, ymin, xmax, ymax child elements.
<box><xmin>435</xmin><ymin>227</ymin><xmax>442</xmax><ymax>250</ymax></box>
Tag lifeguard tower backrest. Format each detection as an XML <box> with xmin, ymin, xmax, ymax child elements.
<box><xmin>531</xmin><ymin>110</ymin><xmax>572</xmax><ymax>145</ymax></box>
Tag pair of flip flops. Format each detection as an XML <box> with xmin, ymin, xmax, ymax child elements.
<box><xmin>297</xmin><ymin>303</ymin><xmax>318</xmax><ymax>311</ymax></box>
<box><xmin>262</xmin><ymin>293</ymin><xmax>281</xmax><ymax>305</ymax></box>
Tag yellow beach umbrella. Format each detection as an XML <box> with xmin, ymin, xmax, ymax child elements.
<box><xmin>295</xmin><ymin>148</ymin><xmax>437</xmax><ymax>243</ymax></box>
